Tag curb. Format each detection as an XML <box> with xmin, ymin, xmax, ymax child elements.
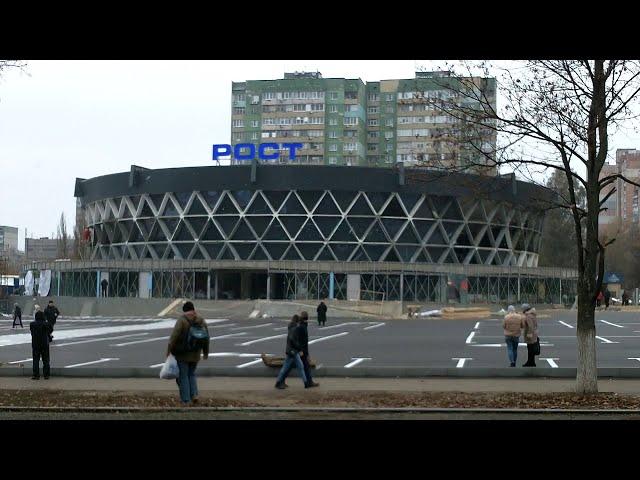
<box><xmin>3</xmin><ymin>366</ymin><xmax>640</xmax><ymax>378</ymax></box>
<box><xmin>0</xmin><ymin>405</ymin><xmax>639</xmax><ymax>415</ymax></box>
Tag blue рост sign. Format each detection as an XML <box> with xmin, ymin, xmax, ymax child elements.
<box><xmin>213</xmin><ymin>143</ymin><xmax>304</xmax><ymax>161</ymax></box>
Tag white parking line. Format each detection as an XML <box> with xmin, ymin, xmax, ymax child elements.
<box><xmin>471</xmin><ymin>343</ymin><xmax>555</xmax><ymax>347</ymax></box>
<box><xmin>149</xmin><ymin>363</ymin><xmax>164</xmax><ymax>368</ymax></box>
<box><xmin>474</xmin><ymin>322</ymin><xmax>480</xmax><ymax>330</ymax></box>
<box><xmin>628</xmin><ymin>358</ymin><xmax>640</xmax><ymax>364</ymax></box>
<box><xmin>213</xmin><ymin>323</ymin><xmax>237</xmax><ymax>328</ymax></box>
<box><xmin>55</xmin><ymin>333</ymin><xmax>149</xmax><ymax>347</ymax></box>
<box><xmin>452</xmin><ymin>357</ymin><xmax>472</xmax><ymax>368</ymax></box>
<box><xmin>465</xmin><ymin>331</ymin><xmax>476</xmax><ymax>344</ymax></box>
<box><xmin>65</xmin><ymin>358</ymin><xmax>119</xmax><ymax>368</ymax></box>
<box><xmin>600</xmin><ymin>320</ymin><xmax>625</xmax><ymax>328</ymax></box>
<box><xmin>111</xmin><ymin>336</ymin><xmax>170</xmax><ymax>347</ymax></box>
<box><xmin>363</xmin><ymin>322</ymin><xmax>385</xmax><ymax>331</ymax></box>
<box><xmin>317</xmin><ymin>322</ymin><xmax>359</xmax><ymax>330</ymax></box>
<box><xmin>540</xmin><ymin>358</ymin><xmax>559</xmax><ymax>368</ymax></box>
<box><xmin>595</xmin><ymin>336</ymin><xmax>619</xmax><ymax>344</ymax></box>
<box><xmin>237</xmin><ymin>334</ymin><xmax>287</xmax><ymax>346</ymax></box>
<box><xmin>344</xmin><ymin>357</ymin><xmax>371</xmax><ymax>368</ymax></box>
<box><xmin>236</xmin><ymin>359</ymin><xmax>263</xmax><ymax>368</ymax></box>
<box><xmin>210</xmin><ymin>333</ymin><xmax>247</xmax><ymax>341</ymax></box>
<box><xmin>308</xmin><ymin>332</ymin><xmax>349</xmax><ymax>345</ymax></box>
<box><xmin>559</xmin><ymin>321</ymin><xmax>574</xmax><ymax>329</ymax></box>
<box><xmin>230</xmin><ymin>323</ymin><xmax>272</xmax><ymax>331</ymax></box>
<box><xmin>8</xmin><ymin>358</ymin><xmax>32</xmax><ymax>364</ymax></box>
<box><xmin>207</xmin><ymin>352</ymin><xmax>262</xmax><ymax>358</ymax></box>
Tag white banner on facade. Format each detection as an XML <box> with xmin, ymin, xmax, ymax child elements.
<box><xmin>25</xmin><ymin>271</ymin><xmax>34</xmax><ymax>296</ymax></box>
<box><xmin>38</xmin><ymin>270</ymin><xmax>52</xmax><ymax>297</ymax></box>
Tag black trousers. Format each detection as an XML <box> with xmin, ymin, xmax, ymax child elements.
<box><xmin>32</xmin><ymin>346</ymin><xmax>50</xmax><ymax>378</ymax></box>
<box><xmin>524</xmin><ymin>343</ymin><xmax>536</xmax><ymax>366</ymax></box>
<box><xmin>13</xmin><ymin>314</ymin><xmax>22</xmax><ymax>327</ymax></box>
<box><xmin>301</xmin><ymin>355</ymin><xmax>313</xmax><ymax>383</ymax></box>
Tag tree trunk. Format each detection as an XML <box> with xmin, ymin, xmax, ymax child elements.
<box><xmin>576</xmin><ymin>300</ymin><xmax>598</xmax><ymax>393</ymax></box>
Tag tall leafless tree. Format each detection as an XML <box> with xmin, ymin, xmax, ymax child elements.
<box><xmin>57</xmin><ymin>212</ymin><xmax>69</xmax><ymax>259</ymax></box>
<box><xmin>417</xmin><ymin>60</ymin><xmax>640</xmax><ymax>393</ymax></box>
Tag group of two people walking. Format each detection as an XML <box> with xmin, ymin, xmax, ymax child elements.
<box><xmin>503</xmin><ymin>303</ymin><xmax>539</xmax><ymax>367</ymax></box>
<box><xmin>275</xmin><ymin>311</ymin><xmax>319</xmax><ymax>389</ymax></box>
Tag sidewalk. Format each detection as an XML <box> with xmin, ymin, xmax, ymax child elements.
<box><xmin>2</xmin><ymin>376</ymin><xmax>640</xmax><ymax>393</ymax></box>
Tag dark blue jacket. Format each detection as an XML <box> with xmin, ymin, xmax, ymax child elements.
<box><xmin>30</xmin><ymin>313</ymin><xmax>53</xmax><ymax>349</ymax></box>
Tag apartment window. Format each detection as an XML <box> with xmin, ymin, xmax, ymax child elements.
<box><xmin>307</xmin><ymin>130</ymin><xmax>323</xmax><ymax>137</ymax></box>
<box><xmin>368</xmin><ymin>131</ymin><xmax>379</xmax><ymax>139</ymax></box>
<box><xmin>386</xmin><ymin>106</ymin><xmax>394</xmax><ymax>114</ymax></box>
<box><xmin>346</xmin><ymin>104</ymin><xmax>359</xmax><ymax>112</ymax></box>
<box><xmin>283</xmin><ymin>91</ymin><xmax>292</xmax><ymax>99</ymax></box>
<box><xmin>343</xmin><ymin>143</ymin><xmax>357</xmax><ymax>152</ymax></box>
<box><xmin>293</xmin><ymin>104</ymin><xmax>306</xmax><ymax>111</ymax></box>
<box><xmin>385</xmin><ymin>119</ymin><xmax>394</xmax><ymax>127</ymax></box>
<box><xmin>234</xmin><ymin>134</ymin><xmax>243</xmax><ymax>141</ymax></box>
<box><xmin>233</xmin><ymin>107</ymin><xmax>245</xmax><ymax>115</ymax></box>
<box><xmin>233</xmin><ymin>94</ymin><xmax>245</xmax><ymax>102</ymax></box>
<box><xmin>329</xmin><ymin>105</ymin><xmax>338</xmax><ymax>113</ymax></box>
<box><xmin>311</xmin><ymin>103</ymin><xmax>324</xmax><ymax>111</ymax></box>
<box><xmin>368</xmin><ymin>144</ymin><xmax>378</xmax><ymax>152</ymax></box>
<box><xmin>367</xmin><ymin>106</ymin><xmax>379</xmax><ymax>114</ymax></box>
<box><xmin>329</xmin><ymin>118</ymin><xmax>338</xmax><ymax>126</ymax></box>
<box><xmin>251</xmin><ymin>120</ymin><xmax>259</xmax><ymax>128</ymax></box>
<box><xmin>329</xmin><ymin>156</ymin><xmax>338</xmax><ymax>164</ymax></box>
<box><xmin>261</xmin><ymin>132</ymin><xmax>273</xmax><ymax>138</ymax></box>
<box><xmin>250</xmin><ymin>95</ymin><xmax>260</xmax><ymax>104</ymax></box>
<box><xmin>386</xmin><ymin>144</ymin><xmax>393</xmax><ymax>152</ymax></box>
<box><xmin>251</xmin><ymin>132</ymin><xmax>259</xmax><ymax>140</ymax></box>
<box><xmin>329</xmin><ymin>131</ymin><xmax>338</xmax><ymax>139</ymax></box>
<box><xmin>310</xmin><ymin>116</ymin><xmax>324</xmax><ymax>125</ymax></box>
<box><xmin>344</xmin><ymin>130</ymin><xmax>357</xmax><ymax>137</ymax></box>
<box><xmin>262</xmin><ymin>118</ymin><xmax>275</xmax><ymax>125</ymax></box>
<box><xmin>398</xmin><ymin>129</ymin><xmax>412</xmax><ymax>137</ymax></box>
<box><xmin>344</xmin><ymin>117</ymin><xmax>358</xmax><ymax>126</ymax></box>
<box><xmin>263</xmin><ymin>92</ymin><xmax>275</xmax><ymax>100</ymax></box>
<box><xmin>329</xmin><ymin>144</ymin><xmax>338</xmax><ymax>152</ymax></box>
<box><xmin>367</xmin><ymin>119</ymin><xmax>379</xmax><ymax>127</ymax></box>
<box><xmin>385</xmin><ymin>94</ymin><xmax>393</xmax><ymax>101</ymax></box>
<box><xmin>384</xmin><ymin>132</ymin><xmax>393</xmax><ymax>139</ymax></box>
<box><xmin>368</xmin><ymin>93</ymin><xmax>379</xmax><ymax>101</ymax></box>
<box><xmin>329</xmin><ymin>92</ymin><xmax>339</xmax><ymax>100</ymax></box>
<box><xmin>232</xmin><ymin>119</ymin><xmax>244</xmax><ymax>128</ymax></box>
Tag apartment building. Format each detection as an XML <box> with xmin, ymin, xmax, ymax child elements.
<box><xmin>230</xmin><ymin>71</ymin><xmax>496</xmax><ymax>172</ymax></box>
<box><xmin>0</xmin><ymin>226</ymin><xmax>18</xmax><ymax>252</ymax></box>
<box><xmin>599</xmin><ymin>149</ymin><xmax>640</xmax><ymax>237</ymax></box>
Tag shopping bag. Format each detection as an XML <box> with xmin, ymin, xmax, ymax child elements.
<box><xmin>160</xmin><ymin>354</ymin><xmax>179</xmax><ymax>379</ymax></box>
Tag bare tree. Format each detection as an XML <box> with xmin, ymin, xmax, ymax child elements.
<box><xmin>57</xmin><ymin>212</ymin><xmax>69</xmax><ymax>259</ymax></box>
<box><xmin>417</xmin><ymin>61</ymin><xmax>640</xmax><ymax>393</ymax></box>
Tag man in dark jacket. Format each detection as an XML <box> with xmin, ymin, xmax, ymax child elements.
<box><xmin>44</xmin><ymin>301</ymin><xmax>60</xmax><ymax>341</ymax></box>
<box><xmin>604</xmin><ymin>289</ymin><xmax>611</xmax><ymax>310</ymax></box>
<box><xmin>30</xmin><ymin>311</ymin><xmax>53</xmax><ymax>380</ymax></box>
<box><xmin>298</xmin><ymin>311</ymin><xmax>319</xmax><ymax>388</ymax></box>
<box><xmin>274</xmin><ymin>314</ymin><xmax>308</xmax><ymax>389</ymax></box>
<box><xmin>12</xmin><ymin>303</ymin><xmax>23</xmax><ymax>328</ymax></box>
<box><xmin>317</xmin><ymin>301</ymin><xmax>327</xmax><ymax>327</ymax></box>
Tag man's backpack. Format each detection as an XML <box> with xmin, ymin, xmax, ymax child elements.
<box><xmin>182</xmin><ymin>319</ymin><xmax>209</xmax><ymax>353</ymax></box>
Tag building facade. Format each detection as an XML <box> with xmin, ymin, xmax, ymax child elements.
<box><xmin>22</xmin><ymin>164</ymin><xmax>577</xmax><ymax>305</ymax></box>
<box><xmin>25</xmin><ymin>237</ymin><xmax>74</xmax><ymax>262</ymax></box>
<box><xmin>599</xmin><ymin>149</ymin><xmax>640</xmax><ymax>238</ymax></box>
<box><xmin>230</xmin><ymin>72</ymin><xmax>496</xmax><ymax>172</ymax></box>
<box><xmin>0</xmin><ymin>226</ymin><xmax>18</xmax><ymax>252</ymax></box>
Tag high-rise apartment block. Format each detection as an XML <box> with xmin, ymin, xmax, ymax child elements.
<box><xmin>230</xmin><ymin>71</ymin><xmax>496</xmax><ymax>172</ymax></box>
<box><xmin>0</xmin><ymin>226</ymin><xmax>18</xmax><ymax>252</ymax></box>
<box><xmin>599</xmin><ymin>148</ymin><xmax>640</xmax><ymax>237</ymax></box>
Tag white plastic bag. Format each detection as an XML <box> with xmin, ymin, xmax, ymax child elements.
<box><xmin>160</xmin><ymin>354</ymin><xmax>179</xmax><ymax>380</ymax></box>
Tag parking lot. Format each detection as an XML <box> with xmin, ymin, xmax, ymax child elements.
<box><xmin>2</xmin><ymin>310</ymin><xmax>640</xmax><ymax>369</ymax></box>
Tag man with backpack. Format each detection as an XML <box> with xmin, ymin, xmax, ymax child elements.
<box><xmin>167</xmin><ymin>301</ymin><xmax>210</xmax><ymax>405</ymax></box>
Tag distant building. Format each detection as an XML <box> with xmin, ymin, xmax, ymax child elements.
<box><xmin>25</xmin><ymin>237</ymin><xmax>75</xmax><ymax>262</ymax></box>
<box><xmin>599</xmin><ymin>149</ymin><xmax>640</xmax><ymax>237</ymax></box>
<box><xmin>230</xmin><ymin>71</ymin><xmax>497</xmax><ymax>172</ymax></box>
<box><xmin>0</xmin><ymin>226</ymin><xmax>18</xmax><ymax>252</ymax></box>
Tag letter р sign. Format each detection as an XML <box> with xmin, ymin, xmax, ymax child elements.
<box><xmin>212</xmin><ymin>143</ymin><xmax>303</xmax><ymax>162</ymax></box>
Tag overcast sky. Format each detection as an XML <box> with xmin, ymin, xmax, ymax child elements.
<box><xmin>1</xmin><ymin>60</ymin><xmax>640</xmax><ymax>251</ymax></box>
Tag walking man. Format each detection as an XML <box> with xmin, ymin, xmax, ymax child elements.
<box><xmin>44</xmin><ymin>300</ymin><xmax>60</xmax><ymax>341</ymax></box>
<box><xmin>502</xmin><ymin>305</ymin><xmax>523</xmax><ymax>367</ymax></box>
<box><xmin>317</xmin><ymin>301</ymin><xmax>327</xmax><ymax>327</ymax></box>
<box><xmin>604</xmin><ymin>289</ymin><xmax>611</xmax><ymax>310</ymax></box>
<box><xmin>12</xmin><ymin>303</ymin><xmax>23</xmax><ymax>328</ymax></box>
<box><xmin>30</xmin><ymin>310</ymin><xmax>53</xmax><ymax>380</ymax></box>
<box><xmin>275</xmin><ymin>314</ymin><xmax>308</xmax><ymax>389</ymax></box>
<box><xmin>101</xmin><ymin>278</ymin><xmax>109</xmax><ymax>297</ymax></box>
<box><xmin>167</xmin><ymin>301</ymin><xmax>210</xmax><ymax>405</ymax></box>
<box><xmin>298</xmin><ymin>311</ymin><xmax>319</xmax><ymax>388</ymax></box>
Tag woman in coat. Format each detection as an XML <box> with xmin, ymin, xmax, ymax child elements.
<box><xmin>522</xmin><ymin>303</ymin><xmax>539</xmax><ymax>367</ymax></box>
<box><xmin>317</xmin><ymin>301</ymin><xmax>327</xmax><ymax>327</ymax></box>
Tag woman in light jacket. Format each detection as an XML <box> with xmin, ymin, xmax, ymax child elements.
<box><xmin>522</xmin><ymin>303</ymin><xmax>538</xmax><ymax>367</ymax></box>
